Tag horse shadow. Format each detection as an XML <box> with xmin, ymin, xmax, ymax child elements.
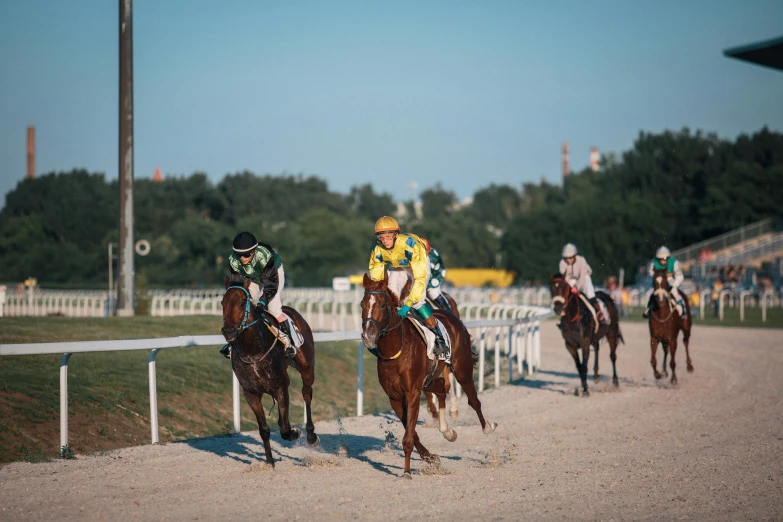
<box><xmin>180</xmin><ymin>427</ymin><xmax>413</xmax><ymax>476</ymax></box>
<box><xmin>507</xmin><ymin>376</ymin><xmax>571</xmax><ymax>396</ymax></box>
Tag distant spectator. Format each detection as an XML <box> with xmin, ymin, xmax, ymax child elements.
<box><xmin>698</xmin><ymin>247</ymin><xmax>713</xmax><ymax>263</ymax></box>
<box><xmin>605</xmin><ymin>276</ymin><xmax>624</xmax><ymax>317</ymax></box>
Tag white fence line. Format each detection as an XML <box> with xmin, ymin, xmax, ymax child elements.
<box><xmin>0</xmin><ymin>307</ymin><xmax>550</xmax><ymax>455</ymax></box>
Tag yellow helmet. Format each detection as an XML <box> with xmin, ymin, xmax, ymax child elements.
<box><xmin>374</xmin><ymin>216</ymin><xmax>400</xmax><ymax>234</ymax></box>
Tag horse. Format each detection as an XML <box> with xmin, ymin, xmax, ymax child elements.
<box><xmin>424</xmin><ymin>292</ymin><xmax>460</xmax><ymax>423</ymax></box>
<box><xmin>548</xmin><ymin>273</ymin><xmax>624</xmax><ymax>396</ymax></box>
<box><xmin>361</xmin><ymin>272</ymin><xmax>496</xmax><ymax>478</ymax></box>
<box><xmin>648</xmin><ymin>268</ymin><xmax>694</xmax><ymax>384</ymax></box>
<box><xmin>220</xmin><ymin>274</ymin><xmax>319</xmax><ymax>467</ymax></box>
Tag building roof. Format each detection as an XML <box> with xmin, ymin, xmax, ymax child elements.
<box><xmin>723</xmin><ymin>35</ymin><xmax>783</xmax><ymax>72</ymax></box>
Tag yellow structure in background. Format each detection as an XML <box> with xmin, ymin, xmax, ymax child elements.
<box><xmin>445</xmin><ymin>268</ymin><xmax>516</xmax><ymax>288</ymax></box>
<box><xmin>348</xmin><ymin>268</ymin><xmax>516</xmax><ymax>288</ymax></box>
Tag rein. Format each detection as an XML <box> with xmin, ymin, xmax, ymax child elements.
<box><xmin>224</xmin><ymin>285</ymin><xmax>280</xmax><ymax>365</ymax></box>
<box><xmin>362</xmin><ymin>290</ymin><xmax>405</xmax><ymax>361</ymax></box>
<box><xmin>552</xmin><ymin>280</ymin><xmax>582</xmax><ymax>324</ymax></box>
<box><xmin>651</xmin><ymin>287</ymin><xmax>675</xmax><ymax>323</ymax></box>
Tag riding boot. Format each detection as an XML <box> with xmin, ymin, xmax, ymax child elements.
<box><xmin>589</xmin><ymin>297</ymin><xmax>605</xmax><ymax>323</ymax></box>
<box><xmin>642</xmin><ymin>295</ymin><xmax>654</xmax><ymax>318</ymax></box>
<box><xmin>423</xmin><ymin>316</ymin><xmax>449</xmax><ymax>360</ymax></box>
<box><xmin>434</xmin><ymin>294</ymin><xmax>453</xmax><ymax>314</ymax></box>
<box><xmin>219</xmin><ymin>343</ymin><xmax>232</xmax><ymax>359</ymax></box>
<box><xmin>278</xmin><ymin>320</ymin><xmax>296</xmax><ymax>359</ymax></box>
<box><xmin>677</xmin><ymin>299</ymin><xmax>687</xmax><ymax>318</ymax></box>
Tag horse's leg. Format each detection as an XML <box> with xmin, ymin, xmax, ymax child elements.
<box><xmin>424</xmin><ymin>391</ymin><xmax>438</xmax><ymax>425</ymax></box>
<box><xmin>401</xmin><ymin>390</ymin><xmax>424</xmax><ymax>477</ymax></box>
<box><xmin>682</xmin><ymin>323</ymin><xmax>694</xmax><ymax>373</ymax></box>
<box><xmin>606</xmin><ymin>330</ymin><xmax>619</xmax><ymax>387</ymax></box>
<box><xmin>650</xmin><ymin>336</ymin><xmax>663</xmax><ymax>380</ymax></box>
<box><xmin>299</xmin><ymin>365</ymin><xmax>318</xmax><ymax>446</ymax></box>
<box><xmin>242</xmin><ymin>389</ymin><xmax>275</xmax><ymax>466</ymax></box>
<box><xmin>274</xmin><ymin>381</ymin><xmax>301</xmax><ymax>442</ymax></box>
<box><xmin>444</xmin><ymin>367</ymin><xmax>458</xmax><ymax>419</ymax></box>
<box><xmin>669</xmin><ymin>336</ymin><xmax>678</xmax><ymax>385</ymax></box>
<box><xmin>592</xmin><ymin>340</ymin><xmax>601</xmax><ymax>383</ymax></box>
<box><xmin>579</xmin><ymin>341</ymin><xmax>591</xmax><ymax>396</ymax></box>
<box><xmin>662</xmin><ymin>341</ymin><xmax>669</xmax><ymax>377</ymax></box>
<box><xmin>427</xmin><ymin>378</ymin><xmax>457</xmax><ymax>442</ymax></box>
<box><xmin>389</xmin><ymin>397</ymin><xmax>434</xmax><ymax>463</ymax></box>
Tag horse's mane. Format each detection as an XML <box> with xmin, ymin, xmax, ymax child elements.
<box><xmin>227</xmin><ymin>272</ymin><xmax>247</xmax><ymax>287</ymax></box>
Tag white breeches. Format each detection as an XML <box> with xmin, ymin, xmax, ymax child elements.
<box><xmin>248</xmin><ymin>265</ymin><xmax>286</xmax><ymax>321</ymax></box>
<box><xmin>387</xmin><ymin>265</ymin><xmax>431</xmax><ymax>310</ymax></box>
<box><xmin>567</xmin><ymin>275</ymin><xmax>595</xmax><ymax>299</ymax></box>
<box><xmin>427</xmin><ymin>286</ymin><xmax>443</xmax><ymax>300</ymax></box>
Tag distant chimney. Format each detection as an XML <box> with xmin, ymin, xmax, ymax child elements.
<box><xmin>153</xmin><ymin>167</ymin><xmax>163</xmax><ymax>182</ymax></box>
<box><xmin>590</xmin><ymin>147</ymin><xmax>600</xmax><ymax>172</ymax></box>
<box><xmin>562</xmin><ymin>142</ymin><xmax>570</xmax><ymax>178</ymax></box>
<box><xmin>26</xmin><ymin>126</ymin><xmax>35</xmax><ymax>178</ymax></box>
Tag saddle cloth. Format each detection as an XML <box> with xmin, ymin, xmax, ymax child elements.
<box><xmin>406</xmin><ymin>316</ymin><xmax>453</xmax><ymax>364</ymax></box>
<box><xmin>577</xmin><ymin>294</ymin><xmax>611</xmax><ymax>332</ymax></box>
<box><xmin>269</xmin><ymin>313</ymin><xmax>305</xmax><ymax>348</ymax></box>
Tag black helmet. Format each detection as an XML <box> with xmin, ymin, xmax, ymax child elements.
<box><xmin>232</xmin><ymin>232</ymin><xmax>258</xmax><ymax>254</ymax></box>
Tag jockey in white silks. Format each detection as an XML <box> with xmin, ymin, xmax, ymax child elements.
<box><xmin>643</xmin><ymin>246</ymin><xmax>687</xmax><ymax>319</ymax></box>
<box><xmin>559</xmin><ymin>243</ymin><xmax>610</xmax><ymax>324</ymax></box>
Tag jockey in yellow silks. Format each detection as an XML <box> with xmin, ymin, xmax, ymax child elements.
<box><xmin>369</xmin><ymin>216</ymin><xmax>448</xmax><ymax>358</ymax></box>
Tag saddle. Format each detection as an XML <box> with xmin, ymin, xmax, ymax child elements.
<box><xmin>576</xmin><ymin>293</ymin><xmax>609</xmax><ymax>333</ymax></box>
<box><xmin>406</xmin><ymin>315</ymin><xmax>453</xmax><ymax>364</ymax></box>
<box><xmin>260</xmin><ymin>309</ymin><xmax>305</xmax><ymax>348</ymax></box>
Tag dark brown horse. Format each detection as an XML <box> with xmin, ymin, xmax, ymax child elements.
<box><xmin>424</xmin><ymin>292</ymin><xmax>460</xmax><ymax>423</ymax></box>
<box><xmin>548</xmin><ymin>273</ymin><xmax>624</xmax><ymax>396</ymax></box>
<box><xmin>361</xmin><ymin>273</ymin><xmax>496</xmax><ymax>478</ymax></box>
<box><xmin>221</xmin><ymin>274</ymin><xmax>318</xmax><ymax>467</ymax></box>
<box><xmin>648</xmin><ymin>268</ymin><xmax>694</xmax><ymax>384</ymax></box>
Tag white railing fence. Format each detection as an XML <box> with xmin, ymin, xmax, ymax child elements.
<box><xmin>0</xmin><ymin>304</ymin><xmax>551</xmax><ymax>456</ymax></box>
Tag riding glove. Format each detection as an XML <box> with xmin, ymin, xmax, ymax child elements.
<box><xmin>397</xmin><ymin>305</ymin><xmax>411</xmax><ymax>317</ymax></box>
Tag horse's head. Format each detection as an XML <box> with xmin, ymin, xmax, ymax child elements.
<box><xmin>221</xmin><ymin>274</ymin><xmax>253</xmax><ymax>342</ymax></box>
<box><xmin>548</xmin><ymin>272</ymin><xmax>573</xmax><ymax>317</ymax></box>
<box><xmin>361</xmin><ymin>272</ymin><xmax>402</xmax><ymax>348</ymax></box>
<box><xmin>652</xmin><ymin>268</ymin><xmax>670</xmax><ymax>305</ymax></box>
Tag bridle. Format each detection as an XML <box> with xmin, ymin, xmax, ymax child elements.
<box><xmin>551</xmin><ymin>277</ymin><xmax>581</xmax><ymax>323</ymax></box>
<box><xmin>651</xmin><ymin>275</ymin><xmax>675</xmax><ymax>323</ymax></box>
<box><xmin>223</xmin><ymin>285</ymin><xmax>279</xmax><ymax>364</ymax></box>
<box><xmin>361</xmin><ymin>289</ymin><xmax>405</xmax><ymax>360</ymax></box>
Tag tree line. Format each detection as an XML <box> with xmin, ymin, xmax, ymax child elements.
<box><xmin>1</xmin><ymin>127</ymin><xmax>781</xmax><ymax>289</ymax></box>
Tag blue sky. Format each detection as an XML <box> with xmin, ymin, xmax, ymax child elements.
<box><xmin>1</xmin><ymin>0</ymin><xmax>782</xmax><ymax>207</ymax></box>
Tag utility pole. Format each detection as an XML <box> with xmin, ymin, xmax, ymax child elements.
<box><xmin>118</xmin><ymin>0</ymin><xmax>135</xmax><ymax>316</ymax></box>
<box><xmin>26</xmin><ymin>126</ymin><xmax>35</xmax><ymax>179</ymax></box>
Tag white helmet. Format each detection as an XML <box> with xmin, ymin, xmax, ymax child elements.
<box><xmin>656</xmin><ymin>246</ymin><xmax>671</xmax><ymax>259</ymax></box>
<box><xmin>562</xmin><ymin>243</ymin><xmax>578</xmax><ymax>258</ymax></box>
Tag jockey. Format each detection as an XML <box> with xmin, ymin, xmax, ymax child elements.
<box><xmin>419</xmin><ymin>237</ymin><xmax>453</xmax><ymax>314</ymax></box>
<box><xmin>369</xmin><ymin>217</ymin><xmax>449</xmax><ymax>360</ymax></box>
<box><xmin>559</xmin><ymin>243</ymin><xmax>607</xmax><ymax>323</ymax></box>
<box><xmin>221</xmin><ymin>232</ymin><xmax>297</xmax><ymax>359</ymax></box>
<box><xmin>643</xmin><ymin>246</ymin><xmax>686</xmax><ymax>319</ymax></box>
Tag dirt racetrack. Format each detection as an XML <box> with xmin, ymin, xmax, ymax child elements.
<box><xmin>1</xmin><ymin>322</ymin><xmax>781</xmax><ymax>521</ymax></box>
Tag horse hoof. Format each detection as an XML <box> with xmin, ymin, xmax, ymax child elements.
<box><xmin>441</xmin><ymin>428</ymin><xmax>458</xmax><ymax>442</ymax></box>
<box><xmin>687</xmin><ymin>365</ymin><xmax>694</xmax><ymax>373</ymax></box>
<box><xmin>593</xmin><ymin>375</ymin><xmax>600</xmax><ymax>383</ymax></box>
<box><xmin>482</xmin><ymin>422</ymin><xmax>497</xmax><ymax>435</ymax></box>
<box><xmin>399</xmin><ymin>472</ymin><xmax>412</xmax><ymax>480</ymax></box>
<box><xmin>307</xmin><ymin>433</ymin><xmax>320</xmax><ymax>447</ymax></box>
<box><xmin>582</xmin><ymin>389</ymin><xmax>590</xmax><ymax>397</ymax></box>
<box><xmin>449</xmin><ymin>410</ymin><xmax>459</xmax><ymax>420</ymax></box>
<box><xmin>286</xmin><ymin>428</ymin><xmax>301</xmax><ymax>441</ymax></box>
<box><xmin>613</xmin><ymin>379</ymin><xmax>619</xmax><ymax>388</ymax></box>
<box><xmin>422</xmin><ymin>454</ymin><xmax>440</xmax><ymax>463</ymax></box>
<box><xmin>654</xmin><ymin>372</ymin><xmax>663</xmax><ymax>380</ymax></box>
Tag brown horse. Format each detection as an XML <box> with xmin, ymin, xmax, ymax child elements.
<box><xmin>548</xmin><ymin>273</ymin><xmax>624</xmax><ymax>396</ymax></box>
<box><xmin>424</xmin><ymin>292</ymin><xmax>460</xmax><ymax>423</ymax></box>
<box><xmin>221</xmin><ymin>274</ymin><xmax>319</xmax><ymax>467</ymax></box>
<box><xmin>361</xmin><ymin>273</ymin><xmax>496</xmax><ymax>478</ymax></box>
<box><xmin>648</xmin><ymin>268</ymin><xmax>694</xmax><ymax>384</ymax></box>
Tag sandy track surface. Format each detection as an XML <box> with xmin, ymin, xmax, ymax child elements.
<box><xmin>2</xmin><ymin>322</ymin><xmax>782</xmax><ymax>521</ymax></box>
